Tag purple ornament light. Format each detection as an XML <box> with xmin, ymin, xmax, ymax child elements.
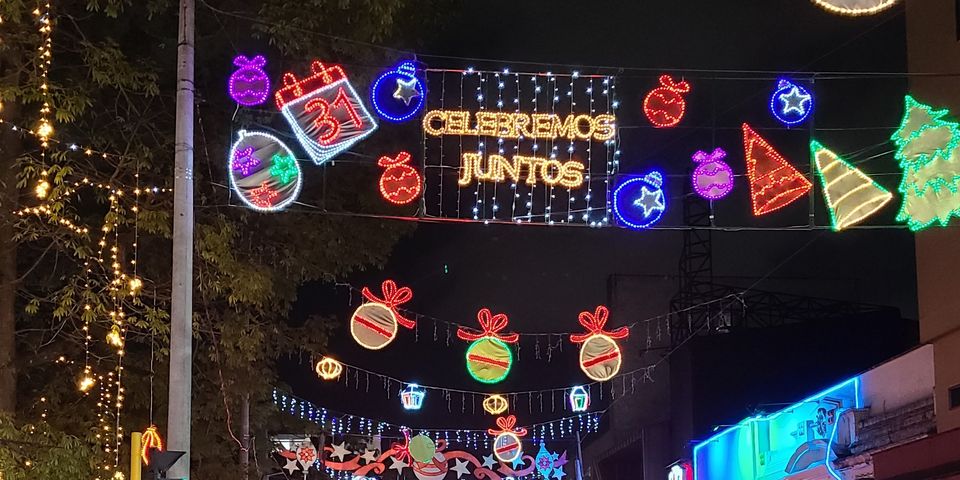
<box><xmin>692</xmin><ymin>148</ymin><xmax>734</xmax><ymax>200</ymax></box>
<box><xmin>229</xmin><ymin>55</ymin><xmax>271</xmax><ymax>106</ymax></box>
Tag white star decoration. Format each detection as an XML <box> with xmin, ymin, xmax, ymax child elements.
<box><xmin>779</xmin><ymin>86</ymin><xmax>812</xmax><ymax>116</ymax></box>
<box><xmin>482</xmin><ymin>454</ymin><xmax>497</xmax><ymax>469</ymax></box>
<box><xmin>393</xmin><ymin>77</ymin><xmax>420</xmax><ymax>106</ymax></box>
<box><xmin>283</xmin><ymin>457</ymin><xmax>301</xmax><ymax>474</ymax></box>
<box><xmin>329</xmin><ymin>442</ymin><xmax>351</xmax><ymax>461</ymax></box>
<box><xmin>451</xmin><ymin>459</ymin><xmax>471</xmax><ymax>478</ymax></box>
<box><xmin>388</xmin><ymin>456</ymin><xmax>409</xmax><ymax>473</ymax></box>
<box><xmin>360</xmin><ymin>449</ymin><xmax>378</xmax><ymax>464</ymax></box>
<box><xmin>633</xmin><ymin>186</ymin><xmax>665</xmax><ymax>217</ymax></box>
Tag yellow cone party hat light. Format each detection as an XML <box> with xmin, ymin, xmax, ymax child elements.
<box><xmin>811</xmin><ymin>141</ymin><xmax>893</xmax><ymax>231</ymax></box>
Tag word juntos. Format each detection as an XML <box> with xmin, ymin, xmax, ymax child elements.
<box><xmin>458</xmin><ymin>152</ymin><xmax>584</xmax><ymax>188</ymax></box>
<box><xmin>424</xmin><ymin>110</ymin><xmax>616</xmax><ymax>141</ymax></box>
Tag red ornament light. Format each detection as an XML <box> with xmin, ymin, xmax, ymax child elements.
<box><xmin>378</xmin><ymin>151</ymin><xmax>422</xmax><ymax>205</ymax></box>
<box><xmin>141</xmin><ymin>425</ymin><xmax>164</xmax><ymax>465</ymax></box>
<box><xmin>249</xmin><ymin>181</ymin><xmax>280</xmax><ymax>208</ymax></box>
<box><xmin>742</xmin><ymin>123</ymin><xmax>812</xmax><ymax>216</ymax></box>
<box><xmin>643</xmin><ymin>75</ymin><xmax>691</xmax><ymax>128</ymax></box>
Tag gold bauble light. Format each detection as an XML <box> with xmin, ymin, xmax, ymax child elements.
<box><xmin>482</xmin><ymin>394</ymin><xmax>509</xmax><ymax>415</ymax></box>
<box><xmin>315</xmin><ymin>357</ymin><xmax>343</xmax><ymax>380</ymax></box>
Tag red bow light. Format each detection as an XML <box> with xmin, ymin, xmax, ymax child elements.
<box><xmin>487</xmin><ymin>415</ymin><xmax>527</xmax><ymax>437</ymax></box>
<box><xmin>457</xmin><ymin>308</ymin><xmax>519</xmax><ymax>343</ymax></box>
<box><xmin>570</xmin><ymin>305</ymin><xmax>629</xmax><ymax>344</ymax></box>
<box><xmin>390</xmin><ymin>430</ymin><xmax>413</xmax><ymax>463</ymax></box>
<box><xmin>361</xmin><ymin>280</ymin><xmax>415</xmax><ymax>329</ymax></box>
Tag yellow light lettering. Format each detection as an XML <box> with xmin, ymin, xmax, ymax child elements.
<box><xmin>593</xmin><ymin>114</ymin><xmax>616</xmax><ymax>141</ymax></box>
<box><xmin>423</xmin><ymin>110</ymin><xmax>446</xmax><ymax>136</ymax></box>
<box><xmin>560</xmin><ymin>161</ymin><xmax>585</xmax><ymax>188</ymax></box>
<box><xmin>459</xmin><ymin>152</ymin><xmax>480</xmax><ymax>186</ymax></box>
<box><xmin>574</xmin><ymin>114</ymin><xmax>595</xmax><ymax>140</ymax></box>
<box><xmin>532</xmin><ymin>114</ymin><xmax>554</xmax><ymax>139</ymax></box>
<box><xmin>554</xmin><ymin>115</ymin><xmax>577</xmax><ymax>140</ymax></box>
<box><xmin>541</xmin><ymin>160</ymin><xmax>565</xmax><ymax>186</ymax></box>
<box><xmin>476</xmin><ymin>112</ymin><xmax>498</xmax><ymax>137</ymax></box>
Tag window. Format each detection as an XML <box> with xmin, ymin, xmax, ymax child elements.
<box><xmin>950</xmin><ymin>384</ymin><xmax>960</xmax><ymax>410</ymax></box>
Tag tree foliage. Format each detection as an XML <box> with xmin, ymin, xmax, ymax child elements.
<box><xmin>0</xmin><ymin>0</ymin><xmax>449</xmax><ymax>478</ymax></box>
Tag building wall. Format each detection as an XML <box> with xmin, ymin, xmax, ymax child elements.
<box><xmin>905</xmin><ymin>0</ymin><xmax>960</xmax><ymax>434</ymax></box>
<box><xmin>859</xmin><ymin>344</ymin><xmax>934</xmax><ymax>416</ymax></box>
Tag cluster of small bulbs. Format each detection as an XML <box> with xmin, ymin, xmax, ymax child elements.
<box><xmin>34</xmin><ymin>2</ymin><xmax>53</xmax><ymax>144</ymax></box>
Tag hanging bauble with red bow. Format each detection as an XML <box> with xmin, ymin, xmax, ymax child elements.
<box><xmin>350</xmin><ymin>280</ymin><xmax>415</xmax><ymax>350</ymax></box>
<box><xmin>457</xmin><ymin>308</ymin><xmax>519</xmax><ymax>384</ymax></box>
<box><xmin>570</xmin><ymin>305</ymin><xmax>629</xmax><ymax>382</ymax></box>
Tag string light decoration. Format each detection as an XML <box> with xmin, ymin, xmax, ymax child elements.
<box><xmin>34</xmin><ymin>1</ymin><xmax>54</xmax><ymax>145</ymax></box>
<box><xmin>643</xmin><ymin>75</ymin><xmax>691</xmax><ymax>128</ymax></box>
<box><xmin>400</xmin><ymin>384</ymin><xmax>427</xmax><ymax>411</ymax></box>
<box><xmin>568</xmin><ymin>386</ymin><xmax>590</xmax><ymax>412</ymax></box>
<box><xmin>811</xmin><ymin>140</ymin><xmax>892</xmax><ymax>231</ymax></box>
<box><xmin>457</xmin><ymin>309</ymin><xmax>519</xmax><ymax>384</ymax></box>
<box><xmin>692</xmin><ymin>148</ymin><xmax>734</xmax><ymax>200</ymax></box>
<box><xmin>370</xmin><ymin>61</ymin><xmax>426</xmax><ymax>122</ymax></box>
<box><xmin>422</xmin><ymin>68</ymin><xmax>618</xmax><ymax>226</ymax></box>
<box><xmin>811</xmin><ymin>0</ymin><xmax>898</xmax><ymax>16</ymax></box>
<box><xmin>140</xmin><ymin>425</ymin><xmax>163</xmax><ymax>465</ymax></box>
<box><xmin>275</xmin><ymin>60</ymin><xmax>377</xmax><ymax>165</ymax></box>
<box><xmin>570</xmin><ymin>306</ymin><xmax>628</xmax><ymax>382</ymax></box>
<box><xmin>228</xmin><ymin>130</ymin><xmax>302</xmax><ymax>212</ymax></box>
<box><xmin>769</xmin><ymin>79</ymin><xmax>814</xmax><ymax>126</ymax></box>
<box><xmin>742</xmin><ymin>123</ymin><xmax>812</xmax><ymax>216</ymax></box>
<box><xmin>315</xmin><ymin>357</ymin><xmax>344</xmax><ymax>380</ymax></box>
<box><xmin>350</xmin><ymin>280</ymin><xmax>415</xmax><ymax>350</ymax></box>
<box><xmin>378</xmin><ymin>151</ymin><xmax>422</xmax><ymax>205</ymax></box>
<box><xmin>612</xmin><ymin>171</ymin><xmax>667</xmax><ymax>230</ymax></box>
<box><xmin>482</xmin><ymin>395</ymin><xmax>509</xmax><ymax>416</ymax></box>
<box><xmin>488</xmin><ymin>416</ymin><xmax>527</xmax><ymax>464</ymax></box>
<box><xmin>228</xmin><ymin>55</ymin><xmax>271</xmax><ymax>106</ymax></box>
<box><xmin>890</xmin><ymin>95</ymin><xmax>960</xmax><ymax>231</ymax></box>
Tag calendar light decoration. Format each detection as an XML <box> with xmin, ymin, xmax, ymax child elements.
<box><xmin>568</xmin><ymin>386</ymin><xmax>590</xmax><ymax>412</ymax></box>
<box><xmin>400</xmin><ymin>383</ymin><xmax>426</xmax><ymax>410</ymax></box>
<box><xmin>275</xmin><ymin>60</ymin><xmax>377</xmax><ymax>165</ymax></box>
<box><xmin>228</xmin><ymin>130</ymin><xmax>302</xmax><ymax>212</ymax></box>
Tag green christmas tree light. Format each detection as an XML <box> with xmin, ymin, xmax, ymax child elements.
<box><xmin>891</xmin><ymin>95</ymin><xmax>960</xmax><ymax>231</ymax></box>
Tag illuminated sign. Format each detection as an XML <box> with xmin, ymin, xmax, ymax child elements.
<box><xmin>669</xmin><ymin>462</ymin><xmax>692</xmax><ymax>480</ymax></box>
<box><xmin>692</xmin><ymin>378</ymin><xmax>860</xmax><ymax>480</ymax></box>
<box><xmin>420</xmin><ymin>69</ymin><xmax>619</xmax><ymax>224</ymax></box>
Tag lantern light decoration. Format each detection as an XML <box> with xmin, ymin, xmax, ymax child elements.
<box><xmin>275</xmin><ymin>60</ymin><xmax>378</xmax><ymax>165</ymax></box>
<box><xmin>643</xmin><ymin>75</ymin><xmax>691</xmax><ymax>128</ymax></box>
<box><xmin>400</xmin><ymin>383</ymin><xmax>426</xmax><ymax>411</ymax></box>
<box><xmin>483</xmin><ymin>394</ymin><xmax>509</xmax><ymax>415</ymax></box>
<box><xmin>691</xmin><ymin>148</ymin><xmax>734</xmax><ymax>200</ymax></box>
<box><xmin>378</xmin><ymin>151</ymin><xmax>422</xmax><ymax>205</ymax></box>
<box><xmin>315</xmin><ymin>357</ymin><xmax>344</xmax><ymax>380</ymax></box>
<box><xmin>570</xmin><ymin>305</ymin><xmax>629</xmax><ymax>382</ymax></box>
<box><xmin>350</xmin><ymin>280</ymin><xmax>415</xmax><ymax>350</ymax></box>
<box><xmin>141</xmin><ymin>425</ymin><xmax>164</xmax><ymax>465</ymax></box>
<box><xmin>457</xmin><ymin>309</ymin><xmax>520</xmax><ymax>384</ymax></box>
<box><xmin>370</xmin><ymin>61</ymin><xmax>426</xmax><ymax>122</ymax></box>
<box><xmin>769</xmin><ymin>79</ymin><xmax>814</xmax><ymax>126</ymax></box>
<box><xmin>488</xmin><ymin>415</ymin><xmax>528</xmax><ymax>464</ymax></box>
<box><xmin>228</xmin><ymin>55</ymin><xmax>271</xmax><ymax>106</ymax></box>
<box><xmin>568</xmin><ymin>386</ymin><xmax>590</xmax><ymax>412</ymax></box>
<box><xmin>228</xmin><ymin>130</ymin><xmax>302</xmax><ymax>212</ymax></box>
<box><xmin>612</xmin><ymin>171</ymin><xmax>667</xmax><ymax>230</ymax></box>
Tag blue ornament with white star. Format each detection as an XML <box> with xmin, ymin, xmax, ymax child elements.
<box><xmin>770</xmin><ymin>78</ymin><xmax>813</xmax><ymax>126</ymax></box>
<box><xmin>613</xmin><ymin>171</ymin><xmax>667</xmax><ymax>230</ymax></box>
<box><xmin>370</xmin><ymin>60</ymin><xmax>426</xmax><ymax>122</ymax></box>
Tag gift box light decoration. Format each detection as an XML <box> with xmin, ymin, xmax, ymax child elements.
<box><xmin>457</xmin><ymin>308</ymin><xmax>520</xmax><ymax>384</ymax></box>
<box><xmin>570</xmin><ymin>305</ymin><xmax>629</xmax><ymax>382</ymax></box>
<box><xmin>228</xmin><ymin>130</ymin><xmax>302</xmax><ymax>212</ymax></box>
<box><xmin>315</xmin><ymin>357</ymin><xmax>344</xmax><ymax>380</ymax></box>
<box><xmin>370</xmin><ymin>60</ymin><xmax>426</xmax><ymax>122</ymax></box>
<box><xmin>770</xmin><ymin>79</ymin><xmax>813</xmax><ymax>126</ymax></box>
<box><xmin>568</xmin><ymin>386</ymin><xmax>590</xmax><ymax>412</ymax></box>
<box><xmin>228</xmin><ymin>55</ymin><xmax>271</xmax><ymax>106</ymax></box>
<box><xmin>483</xmin><ymin>394</ymin><xmax>510</xmax><ymax>415</ymax></box>
<box><xmin>275</xmin><ymin>60</ymin><xmax>377</xmax><ymax>165</ymax></box>
<box><xmin>350</xmin><ymin>280</ymin><xmax>415</xmax><ymax>350</ymax></box>
<box><xmin>488</xmin><ymin>415</ymin><xmax>527</xmax><ymax>464</ymax></box>
<box><xmin>400</xmin><ymin>383</ymin><xmax>426</xmax><ymax>410</ymax></box>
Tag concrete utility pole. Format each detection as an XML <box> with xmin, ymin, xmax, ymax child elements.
<box><xmin>168</xmin><ymin>0</ymin><xmax>195</xmax><ymax>477</ymax></box>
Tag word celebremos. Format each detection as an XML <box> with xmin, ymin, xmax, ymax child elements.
<box><xmin>423</xmin><ymin>110</ymin><xmax>615</xmax><ymax>141</ymax></box>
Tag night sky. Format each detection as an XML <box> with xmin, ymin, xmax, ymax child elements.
<box><xmin>284</xmin><ymin>0</ymin><xmax>916</xmax><ymax>438</ymax></box>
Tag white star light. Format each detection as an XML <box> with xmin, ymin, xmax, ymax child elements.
<box><xmin>451</xmin><ymin>459</ymin><xmax>471</xmax><ymax>478</ymax></box>
<box><xmin>360</xmin><ymin>449</ymin><xmax>378</xmax><ymax>464</ymax></box>
<box><xmin>388</xmin><ymin>456</ymin><xmax>409</xmax><ymax>473</ymax></box>
<box><xmin>330</xmin><ymin>442</ymin><xmax>351</xmax><ymax>461</ymax></box>
<box><xmin>393</xmin><ymin>77</ymin><xmax>420</xmax><ymax>106</ymax></box>
<box><xmin>482</xmin><ymin>454</ymin><xmax>497</xmax><ymax>469</ymax></box>
<box><xmin>283</xmin><ymin>457</ymin><xmax>301</xmax><ymax>474</ymax></box>
<box><xmin>780</xmin><ymin>86</ymin><xmax>812</xmax><ymax>116</ymax></box>
<box><xmin>633</xmin><ymin>186</ymin><xmax>665</xmax><ymax>217</ymax></box>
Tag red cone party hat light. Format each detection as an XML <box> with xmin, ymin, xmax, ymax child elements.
<box><xmin>742</xmin><ymin>123</ymin><xmax>812</xmax><ymax>216</ymax></box>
